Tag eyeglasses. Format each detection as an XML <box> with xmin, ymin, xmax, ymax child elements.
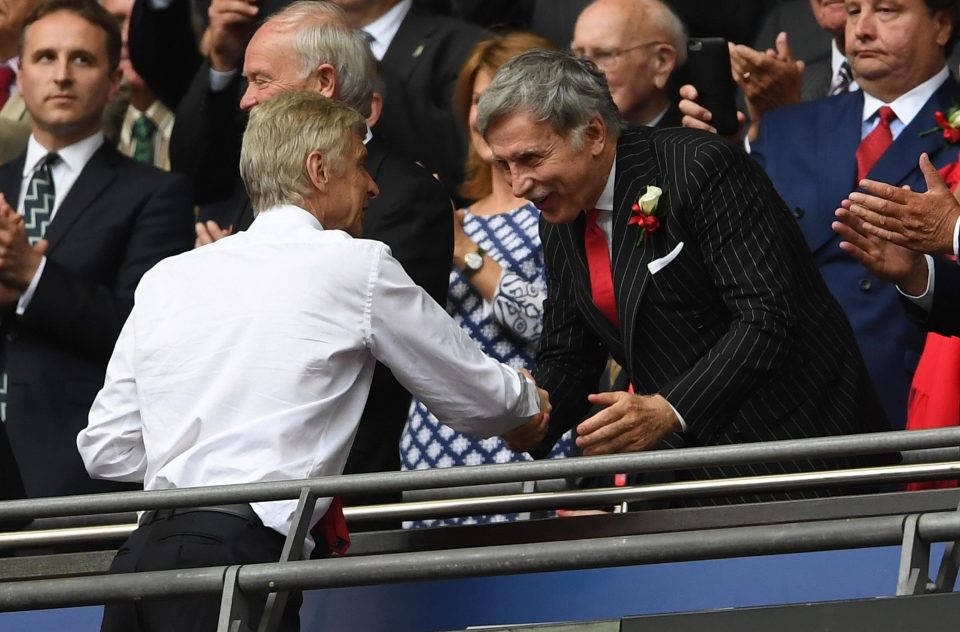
<box><xmin>571</xmin><ymin>41</ymin><xmax>663</xmax><ymax>69</ymax></box>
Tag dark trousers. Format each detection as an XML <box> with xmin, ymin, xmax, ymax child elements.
<box><xmin>100</xmin><ymin>509</ymin><xmax>301</xmax><ymax>632</ymax></box>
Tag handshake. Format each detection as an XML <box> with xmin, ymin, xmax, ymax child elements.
<box><xmin>502</xmin><ymin>369</ymin><xmax>552</xmax><ymax>453</ymax></box>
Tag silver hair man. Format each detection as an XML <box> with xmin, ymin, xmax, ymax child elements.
<box><xmin>244</xmin><ymin>0</ymin><xmax>377</xmax><ymax>117</ymax></box>
<box><xmin>476</xmin><ymin>49</ymin><xmax>625</xmax><ymax>150</ymax></box>
<box><xmin>240</xmin><ymin>91</ymin><xmax>367</xmax><ymax>212</ymax></box>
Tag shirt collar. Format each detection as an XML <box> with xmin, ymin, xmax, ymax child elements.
<box><xmin>594</xmin><ymin>158</ymin><xmax>616</xmax><ymax>212</ymax></box>
<box><xmin>362</xmin><ymin>0</ymin><xmax>411</xmax><ymax>56</ymax></box>
<box><xmin>861</xmin><ymin>66</ymin><xmax>950</xmax><ymax>127</ymax></box>
<box><xmin>23</xmin><ymin>131</ymin><xmax>104</xmax><ymax>178</ymax></box>
<box><xmin>123</xmin><ymin>100</ymin><xmax>176</xmax><ymax>135</ymax></box>
<box><xmin>831</xmin><ymin>41</ymin><xmax>859</xmax><ymax>93</ymax></box>
<box><xmin>251</xmin><ymin>204</ymin><xmax>325</xmax><ymax>231</ymax></box>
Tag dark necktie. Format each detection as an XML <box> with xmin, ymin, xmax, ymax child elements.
<box><xmin>0</xmin><ymin>66</ymin><xmax>14</xmax><ymax>110</ymax></box>
<box><xmin>830</xmin><ymin>61</ymin><xmax>852</xmax><ymax>96</ymax></box>
<box><xmin>132</xmin><ymin>114</ymin><xmax>157</xmax><ymax>165</ymax></box>
<box><xmin>584</xmin><ymin>208</ymin><xmax>619</xmax><ymax>328</ymax></box>
<box><xmin>856</xmin><ymin>106</ymin><xmax>896</xmax><ymax>182</ymax></box>
<box><xmin>22</xmin><ymin>153</ymin><xmax>59</xmax><ymax>245</ymax></box>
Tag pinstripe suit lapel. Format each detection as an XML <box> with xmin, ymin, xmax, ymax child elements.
<box><xmin>611</xmin><ymin>130</ymin><xmax>659</xmax><ymax>374</ymax></box>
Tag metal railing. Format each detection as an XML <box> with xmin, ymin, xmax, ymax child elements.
<box><xmin>1</xmin><ymin>428</ymin><xmax>959</xmax><ymax>631</ymax></box>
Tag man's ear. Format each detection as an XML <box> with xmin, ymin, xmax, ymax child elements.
<box><xmin>584</xmin><ymin>115</ymin><xmax>607</xmax><ymax>157</ymax></box>
<box><xmin>652</xmin><ymin>44</ymin><xmax>678</xmax><ymax>89</ymax></box>
<box><xmin>306</xmin><ymin>150</ymin><xmax>328</xmax><ymax>192</ymax></box>
<box><xmin>107</xmin><ymin>67</ymin><xmax>123</xmax><ymax>102</ymax></box>
<box><xmin>367</xmin><ymin>91</ymin><xmax>383</xmax><ymax>128</ymax></box>
<box><xmin>314</xmin><ymin>63</ymin><xmax>338</xmax><ymax>99</ymax></box>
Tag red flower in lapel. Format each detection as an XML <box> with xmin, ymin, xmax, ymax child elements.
<box><xmin>628</xmin><ymin>184</ymin><xmax>667</xmax><ymax>244</ymax></box>
<box><xmin>921</xmin><ymin>105</ymin><xmax>960</xmax><ymax>145</ymax></box>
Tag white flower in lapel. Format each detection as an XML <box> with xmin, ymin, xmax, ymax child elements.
<box><xmin>629</xmin><ymin>183</ymin><xmax>668</xmax><ymax>244</ymax></box>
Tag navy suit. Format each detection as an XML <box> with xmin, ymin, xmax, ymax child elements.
<box><xmin>0</xmin><ymin>143</ymin><xmax>194</xmax><ymax>498</ymax></box>
<box><xmin>750</xmin><ymin>79</ymin><xmax>960</xmax><ymax>429</ymax></box>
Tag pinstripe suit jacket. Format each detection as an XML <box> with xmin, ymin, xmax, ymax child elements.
<box><xmin>534</xmin><ymin>127</ymin><xmax>890</xmax><ymax>490</ymax></box>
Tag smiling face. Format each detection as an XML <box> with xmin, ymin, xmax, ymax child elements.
<box><xmin>18</xmin><ymin>9</ymin><xmax>120</xmax><ymax>149</ymax></box>
<box><xmin>485</xmin><ymin>110</ymin><xmax>612</xmax><ymax>224</ymax></box>
<box><xmin>240</xmin><ymin>22</ymin><xmax>311</xmax><ymax>111</ymax></box>
<box><xmin>844</xmin><ymin>0</ymin><xmax>951</xmax><ymax>102</ymax></box>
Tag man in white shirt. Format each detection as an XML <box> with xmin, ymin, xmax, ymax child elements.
<box><xmin>0</xmin><ymin>0</ymin><xmax>193</xmax><ymax>500</ymax></box>
<box><xmin>79</xmin><ymin>90</ymin><xmax>547</xmax><ymax>632</ymax></box>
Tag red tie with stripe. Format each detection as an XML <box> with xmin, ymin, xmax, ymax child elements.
<box><xmin>856</xmin><ymin>106</ymin><xmax>896</xmax><ymax>182</ymax></box>
<box><xmin>584</xmin><ymin>208</ymin><xmax>619</xmax><ymax>328</ymax></box>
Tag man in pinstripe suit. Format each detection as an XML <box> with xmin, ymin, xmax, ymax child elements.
<box><xmin>481</xmin><ymin>50</ymin><xmax>892</xmax><ymax>499</ymax></box>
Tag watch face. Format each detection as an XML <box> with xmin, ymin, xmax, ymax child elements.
<box><xmin>464</xmin><ymin>251</ymin><xmax>483</xmax><ymax>271</ymax></box>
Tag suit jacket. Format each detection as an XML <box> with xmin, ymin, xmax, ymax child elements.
<box><xmin>904</xmin><ymin>257</ymin><xmax>960</xmax><ymax>337</ymax></box>
<box><xmin>751</xmin><ymin>79</ymin><xmax>960</xmax><ymax>428</ymax></box>
<box><xmin>0</xmin><ymin>142</ymin><xmax>195</xmax><ymax>498</ymax></box>
<box><xmin>0</xmin><ymin>93</ymin><xmax>30</xmax><ymax>166</ymax></box>
<box><xmin>534</xmin><ymin>127</ymin><xmax>890</xmax><ymax>500</ymax></box>
<box><xmin>375</xmin><ymin>4</ymin><xmax>487</xmax><ymax>200</ymax></box>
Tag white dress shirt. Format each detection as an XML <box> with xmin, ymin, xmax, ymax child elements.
<box><xmin>361</xmin><ymin>0</ymin><xmax>411</xmax><ymax>61</ymax></box>
<box><xmin>830</xmin><ymin>40</ymin><xmax>858</xmax><ymax>94</ymax></box>
<box><xmin>78</xmin><ymin>205</ymin><xmax>538</xmax><ymax>552</ymax></box>
<box><xmin>861</xmin><ymin>66</ymin><xmax>949</xmax><ymax>140</ymax></box>
<box><xmin>16</xmin><ymin>132</ymin><xmax>104</xmax><ymax>314</ymax></box>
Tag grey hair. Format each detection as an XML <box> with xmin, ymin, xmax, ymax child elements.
<box><xmin>476</xmin><ymin>49</ymin><xmax>625</xmax><ymax>148</ymax></box>
<box><xmin>265</xmin><ymin>1</ymin><xmax>377</xmax><ymax>117</ymax></box>
<box><xmin>644</xmin><ymin>0</ymin><xmax>688</xmax><ymax>66</ymax></box>
<box><xmin>240</xmin><ymin>90</ymin><xmax>367</xmax><ymax>212</ymax></box>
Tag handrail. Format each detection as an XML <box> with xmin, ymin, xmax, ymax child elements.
<box><xmin>1</xmin><ymin>460</ymin><xmax>958</xmax><ymax>552</ymax></box>
<box><xmin>1</xmin><ymin>428</ymin><xmax>958</xmax><ymax>523</ymax></box>
<box><xmin>2</xmin><ymin>510</ymin><xmax>960</xmax><ymax>612</ymax></box>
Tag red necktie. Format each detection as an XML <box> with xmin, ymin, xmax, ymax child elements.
<box><xmin>584</xmin><ymin>208</ymin><xmax>619</xmax><ymax>328</ymax></box>
<box><xmin>309</xmin><ymin>496</ymin><xmax>351</xmax><ymax>556</ymax></box>
<box><xmin>856</xmin><ymin>106</ymin><xmax>896</xmax><ymax>182</ymax></box>
<box><xmin>0</xmin><ymin>66</ymin><xmax>14</xmax><ymax>110</ymax></box>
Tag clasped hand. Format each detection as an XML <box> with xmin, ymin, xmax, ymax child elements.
<box><xmin>576</xmin><ymin>391</ymin><xmax>679</xmax><ymax>456</ymax></box>
<box><xmin>0</xmin><ymin>194</ymin><xmax>45</xmax><ymax>307</ymax></box>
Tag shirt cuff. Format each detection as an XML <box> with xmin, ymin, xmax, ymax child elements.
<box><xmin>209</xmin><ymin>67</ymin><xmax>238</xmax><ymax>92</ymax></box>
<box><xmin>663</xmin><ymin>397</ymin><xmax>688</xmax><ymax>432</ymax></box>
<box><xmin>953</xmin><ymin>215</ymin><xmax>959</xmax><ymax>258</ymax></box>
<box><xmin>148</xmin><ymin>0</ymin><xmax>173</xmax><ymax>8</ymax></box>
<box><xmin>16</xmin><ymin>255</ymin><xmax>46</xmax><ymax>316</ymax></box>
<box><xmin>897</xmin><ymin>254</ymin><xmax>935</xmax><ymax>313</ymax></box>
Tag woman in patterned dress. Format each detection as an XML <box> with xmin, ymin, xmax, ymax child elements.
<box><xmin>399</xmin><ymin>31</ymin><xmax>571</xmax><ymax>527</ymax></box>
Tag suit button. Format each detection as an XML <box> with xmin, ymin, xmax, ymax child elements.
<box><xmin>858</xmin><ymin>278</ymin><xmax>872</xmax><ymax>292</ymax></box>
<box><xmin>792</xmin><ymin>207</ymin><xmax>805</xmax><ymax>219</ymax></box>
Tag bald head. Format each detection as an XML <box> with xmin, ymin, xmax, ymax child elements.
<box><xmin>572</xmin><ymin>0</ymin><xmax>686</xmax><ymax>126</ymax></box>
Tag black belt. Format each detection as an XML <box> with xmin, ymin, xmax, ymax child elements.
<box><xmin>140</xmin><ymin>504</ymin><xmax>259</xmax><ymax>526</ymax></box>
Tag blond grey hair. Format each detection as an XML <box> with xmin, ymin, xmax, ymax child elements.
<box><xmin>240</xmin><ymin>90</ymin><xmax>367</xmax><ymax>212</ymax></box>
<box><xmin>265</xmin><ymin>1</ymin><xmax>377</xmax><ymax>117</ymax></box>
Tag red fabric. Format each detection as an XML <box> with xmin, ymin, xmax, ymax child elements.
<box><xmin>856</xmin><ymin>106</ymin><xmax>896</xmax><ymax>182</ymax></box>
<box><xmin>906</xmin><ymin>334</ymin><xmax>960</xmax><ymax>490</ymax></box>
<box><xmin>0</xmin><ymin>66</ymin><xmax>14</xmax><ymax>110</ymax></box>
<box><xmin>905</xmin><ymin>160</ymin><xmax>960</xmax><ymax>491</ymax></box>
<box><xmin>584</xmin><ymin>209</ymin><xmax>619</xmax><ymax>328</ymax></box>
<box><xmin>310</xmin><ymin>496</ymin><xmax>351</xmax><ymax>556</ymax></box>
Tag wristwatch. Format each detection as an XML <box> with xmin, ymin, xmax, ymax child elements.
<box><xmin>462</xmin><ymin>247</ymin><xmax>485</xmax><ymax>276</ymax></box>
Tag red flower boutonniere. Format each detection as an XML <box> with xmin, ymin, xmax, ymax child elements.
<box><xmin>921</xmin><ymin>104</ymin><xmax>960</xmax><ymax>145</ymax></box>
<box><xmin>628</xmin><ymin>184</ymin><xmax>667</xmax><ymax>244</ymax></box>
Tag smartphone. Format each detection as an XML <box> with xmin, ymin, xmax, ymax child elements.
<box><xmin>686</xmin><ymin>38</ymin><xmax>739</xmax><ymax>137</ymax></box>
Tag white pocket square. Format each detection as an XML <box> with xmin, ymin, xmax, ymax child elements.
<box><xmin>647</xmin><ymin>241</ymin><xmax>684</xmax><ymax>275</ymax></box>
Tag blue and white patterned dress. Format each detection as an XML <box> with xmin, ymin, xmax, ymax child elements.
<box><xmin>400</xmin><ymin>202</ymin><xmax>573</xmax><ymax>527</ymax></box>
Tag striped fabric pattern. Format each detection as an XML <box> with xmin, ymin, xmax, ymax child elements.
<box><xmin>534</xmin><ymin>126</ymin><xmax>891</xmax><ymax>504</ymax></box>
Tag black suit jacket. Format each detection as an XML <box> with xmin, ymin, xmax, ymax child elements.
<box><xmin>905</xmin><ymin>257</ymin><xmax>960</xmax><ymax>337</ymax></box>
<box><xmin>369</xmin><ymin>4</ymin><xmax>487</xmax><ymax>200</ymax></box>
<box><xmin>534</xmin><ymin>127</ymin><xmax>890</xmax><ymax>499</ymax></box>
<box><xmin>128</xmin><ymin>0</ymin><xmax>203</xmax><ymax>111</ymax></box>
<box><xmin>0</xmin><ymin>142</ymin><xmax>195</xmax><ymax>498</ymax></box>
